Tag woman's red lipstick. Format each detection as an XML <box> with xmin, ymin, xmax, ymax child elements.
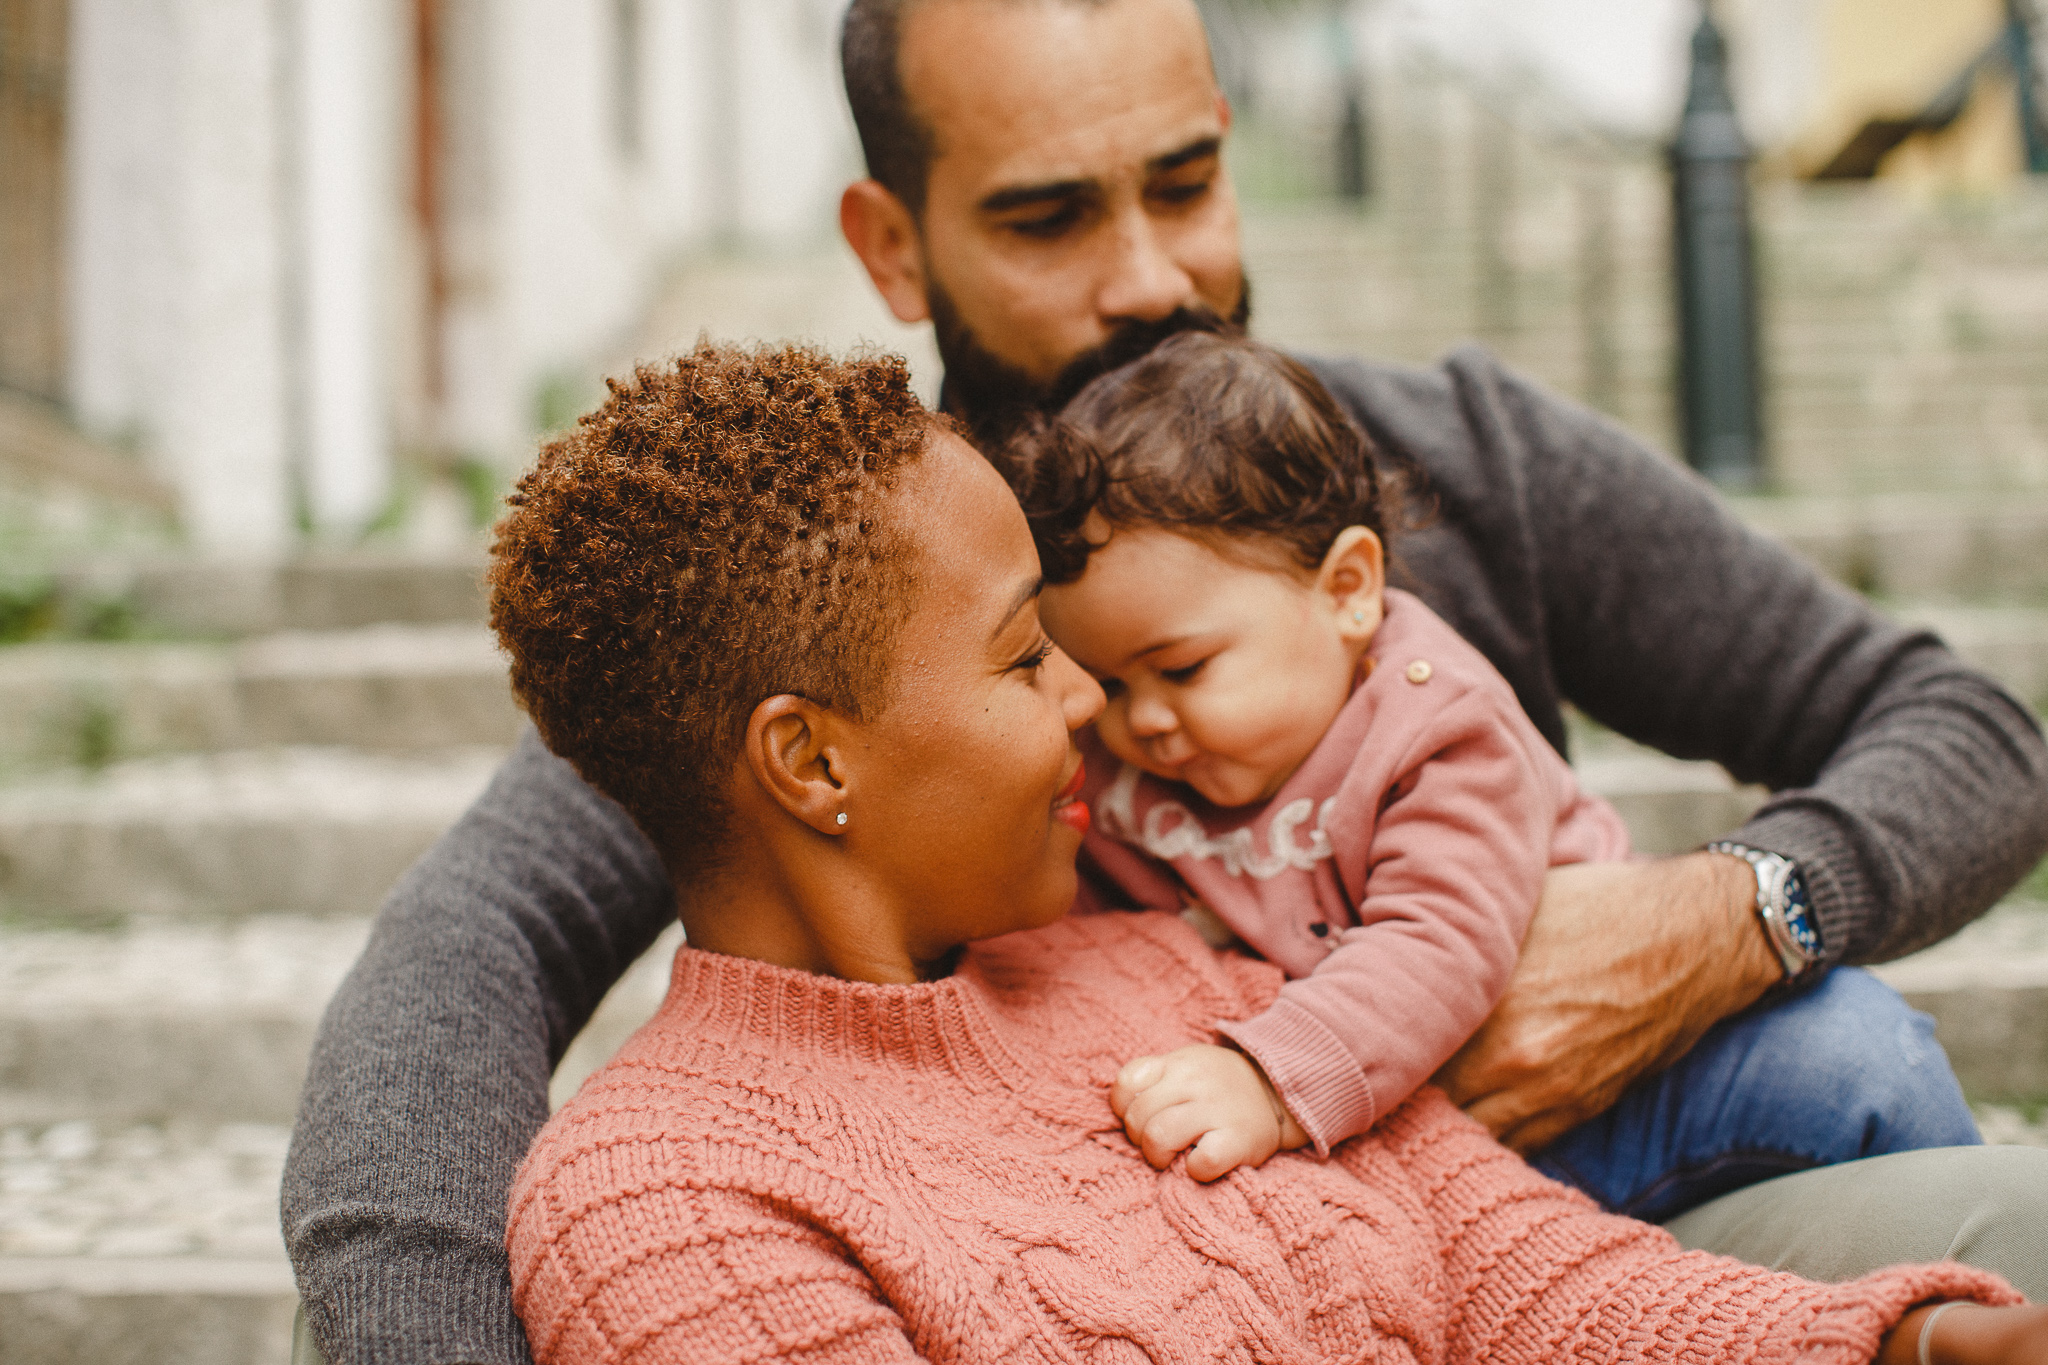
<box><xmin>1053</xmin><ymin>760</ymin><xmax>1090</xmax><ymax>834</ymax></box>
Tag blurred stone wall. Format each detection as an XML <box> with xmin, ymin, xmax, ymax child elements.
<box><xmin>1235</xmin><ymin>50</ymin><xmax>2048</xmax><ymax>497</ymax></box>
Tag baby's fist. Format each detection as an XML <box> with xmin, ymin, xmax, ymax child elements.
<box><xmin>1110</xmin><ymin>1044</ymin><xmax>1309</xmax><ymax>1181</ymax></box>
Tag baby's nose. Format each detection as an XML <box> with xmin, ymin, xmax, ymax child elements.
<box><xmin>1126</xmin><ymin>695</ymin><xmax>1178</xmax><ymax>737</ymax></box>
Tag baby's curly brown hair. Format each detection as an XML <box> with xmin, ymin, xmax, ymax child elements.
<box><xmin>995</xmin><ymin>329</ymin><xmax>1398</xmax><ymax>584</ymax></box>
<box><xmin>489</xmin><ymin>341</ymin><xmax>932</xmax><ymax>877</ymax></box>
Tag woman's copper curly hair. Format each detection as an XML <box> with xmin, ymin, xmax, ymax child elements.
<box><xmin>489</xmin><ymin>341</ymin><xmax>931</xmax><ymax>876</ymax></box>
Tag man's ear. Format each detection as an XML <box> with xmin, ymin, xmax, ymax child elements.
<box><xmin>1318</xmin><ymin>526</ymin><xmax>1386</xmax><ymax>643</ymax></box>
<box><xmin>740</xmin><ymin>694</ymin><xmax>852</xmax><ymax>837</ymax></box>
<box><xmin>841</xmin><ymin>179</ymin><xmax>931</xmax><ymax>324</ymax></box>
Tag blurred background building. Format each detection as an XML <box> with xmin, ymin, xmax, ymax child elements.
<box><xmin>4</xmin><ymin>6</ymin><xmax>2048</xmax><ymax>1360</ymax></box>
<box><xmin>4</xmin><ymin>0</ymin><xmax>2048</xmax><ymax>555</ymax></box>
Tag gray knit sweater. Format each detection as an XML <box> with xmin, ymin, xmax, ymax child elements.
<box><xmin>280</xmin><ymin>346</ymin><xmax>2048</xmax><ymax>1364</ymax></box>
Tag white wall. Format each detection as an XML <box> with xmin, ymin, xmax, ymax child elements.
<box><xmin>63</xmin><ymin>0</ymin><xmax>858</xmax><ymax>544</ymax></box>
<box><xmin>66</xmin><ymin>0</ymin><xmax>295</xmax><ymax>552</ymax></box>
<box><xmin>295</xmin><ymin>0</ymin><xmax>405</xmax><ymax>534</ymax></box>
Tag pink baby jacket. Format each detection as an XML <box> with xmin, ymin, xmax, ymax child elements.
<box><xmin>1076</xmin><ymin>587</ymin><xmax>1632</xmax><ymax>1152</ymax></box>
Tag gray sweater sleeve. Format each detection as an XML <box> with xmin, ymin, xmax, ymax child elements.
<box><xmin>1313</xmin><ymin>346</ymin><xmax>2048</xmax><ymax>967</ymax></box>
<box><xmin>281</xmin><ymin>727</ymin><xmax>673</xmax><ymax>1365</ymax></box>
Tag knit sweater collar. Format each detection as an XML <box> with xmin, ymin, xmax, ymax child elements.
<box><xmin>658</xmin><ymin>935</ymin><xmax>1040</xmax><ymax>1093</ymax></box>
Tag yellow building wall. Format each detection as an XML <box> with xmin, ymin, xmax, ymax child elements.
<box><xmin>1794</xmin><ymin>0</ymin><xmax>2024</xmax><ymax>189</ymax></box>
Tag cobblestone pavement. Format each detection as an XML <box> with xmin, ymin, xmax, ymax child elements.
<box><xmin>4</xmin><ymin>1106</ymin><xmax>2043</xmax><ymax>1262</ymax></box>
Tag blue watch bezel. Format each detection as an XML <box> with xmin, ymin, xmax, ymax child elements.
<box><xmin>1709</xmin><ymin>842</ymin><xmax>1823</xmax><ymax>981</ymax></box>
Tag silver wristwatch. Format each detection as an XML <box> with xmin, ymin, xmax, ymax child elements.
<box><xmin>1707</xmin><ymin>841</ymin><xmax>1823</xmax><ymax>982</ymax></box>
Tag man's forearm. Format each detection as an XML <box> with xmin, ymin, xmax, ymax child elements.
<box><xmin>282</xmin><ymin>729</ymin><xmax>674</xmax><ymax>1365</ymax></box>
<box><xmin>1444</xmin><ymin>853</ymin><xmax>1780</xmax><ymax>1150</ymax></box>
<box><xmin>1480</xmin><ymin>357</ymin><xmax>2048</xmax><ymax>964</ymax></box>
<box><xmin>1734</xmin><ymin>651</ymin><xmax>2048</xmax><ymax>965</ymax></box>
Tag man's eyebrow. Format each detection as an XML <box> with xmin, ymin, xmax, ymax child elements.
<box><xmin>993</xmin><ymin>575</ymin><xmax>1045</xmax><ymax>636</ymax></box>
<box><xmin>976</xmin><ymin>138</ymin><xmax>1220</xmax><ymax>215</ymax></box>
<box><xmin>1148</xmin><ymin>136</ymin><xmax>1221</xmax><ymax>175</ymax></box>
<box><xmin>977</xmin><ymin>178</ymin><xmax>1095</xmax><ymax>214</ymax></box>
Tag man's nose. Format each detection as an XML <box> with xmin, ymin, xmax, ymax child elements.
<box><xmin>1094</xmin><ymin>205</ymin><xmax>1194</xmax><ymax>324</ymax></box>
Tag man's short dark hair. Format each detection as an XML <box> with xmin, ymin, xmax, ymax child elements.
<box><xmin>841</xmin><ymin>0</ymin><xmax>937</xmax><ymax>214</ymax></box>
<box><xmin>489</xmin><ymin>341</ymin><xmax>931</xmax><ymax>878</ymax></box>
<box><xmin>841</xmin><ymin>0</ymin><xmax>1112</xmax><ymax>217</ymax></box>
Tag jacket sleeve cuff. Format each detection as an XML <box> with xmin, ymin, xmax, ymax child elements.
<box><xmin>1218</xmin><ymin>999</ymin><xmax>1378</xmax><ymax>1157</ymax></box>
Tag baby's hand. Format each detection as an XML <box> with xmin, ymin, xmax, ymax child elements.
<box><xmin>1109</xmin><ymin>1044</ymin><xmax>1310</xmax><ymax>1181</ymax></box>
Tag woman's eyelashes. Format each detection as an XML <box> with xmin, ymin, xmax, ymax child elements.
<box><xmin>1012</xmin><ymin>638</ymin><xmax>1057</xmax><ymax>674</ymax></box>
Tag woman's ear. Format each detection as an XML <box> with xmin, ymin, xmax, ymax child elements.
<box><xmin>1318</xmin><ymin>526</ymin><xmax>1387</xmax><ymax>643</ymax></box>
<box><xmin>840</xmin><ymin>180</ymin><xmax>931</xmax><ymax>325</ymax></box>
<box><xmin>740</xmin><ymin>694</ymin><xmax>853</xmax><ymax>837</ymax></box>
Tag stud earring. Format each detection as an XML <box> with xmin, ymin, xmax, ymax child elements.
<box><xmin>836</xmin><ymin>812</ymin><xmax>848</xmax><ymax>826</ymax></box>
<box><xmin>1351</xmin><ymin>610</ymin><xmax>1365</xmax><ymax>625</ymax></box>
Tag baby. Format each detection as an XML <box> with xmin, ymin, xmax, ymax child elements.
<box><xmin>999</xmin><ymin>328</ymin><xmax>1979</xmax><ymax>1210</ymax></box>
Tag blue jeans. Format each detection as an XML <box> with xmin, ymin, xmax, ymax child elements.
<box><xmin>1529</xmin><ymin>967</ymin><xmax>1981</xmax><ymax>1224</ymax></box>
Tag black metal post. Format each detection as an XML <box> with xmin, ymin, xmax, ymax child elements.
<box><xmin>2011</xmin><ymin>0</ymin><xmax>2048</xmax><ymax>172</ymax></box>
<box><xmin>1337</xmin><ymin>79</ymin><xmax>1371</xmax><ymax>202</ymax></box>
<box><xmin>1671</xmin><ymin>5</ymin><xmax>1763</xmax><ymax>488</ymax></box>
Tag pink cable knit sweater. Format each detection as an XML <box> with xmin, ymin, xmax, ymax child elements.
<box><xmin>509</xmin><ymin>912</ymin><xmax>2014</xmax><ymax>1364</ymax></box>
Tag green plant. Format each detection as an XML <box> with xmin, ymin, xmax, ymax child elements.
<box><xmin>73</xmin><ymin>701</ymin><xmax>118</xmax><ymax>769</ymax></box>
<box><xmin>452</xmin><ymin>456</ymin><xmax>508</xmax><ymax>529</ymax></box>
<box><xmin>0</xmin><ymin>581</ymin><xmax>59</xmax><ymax>643</ymax></box>
<box><xmin>2020</xmin><ymin>853</ymin><xmax>2048</xmax><ymax>904</ymax></box>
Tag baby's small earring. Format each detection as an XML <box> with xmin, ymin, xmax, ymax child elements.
<box><xmin>1351</xmin><ymin>610</ymin><xmax>1365</xmax><ymax>625</ymax></box>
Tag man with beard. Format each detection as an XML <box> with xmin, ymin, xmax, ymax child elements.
<box><xmin>282</xmin><ymin>0</ymin><xmax>2048</xmax><ymax>1360</ymax></box>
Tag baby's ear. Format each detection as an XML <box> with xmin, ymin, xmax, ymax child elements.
<box><xmin>1319</xmin><ymin>527</ymin><xmax>1386</xmax><ymax>638</ymax></box>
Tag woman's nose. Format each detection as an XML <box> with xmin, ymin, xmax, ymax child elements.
<box><xmin>1051</xmin><ymin>648</ymin><xmax>1106</xmax><ymax>730</ymax></box>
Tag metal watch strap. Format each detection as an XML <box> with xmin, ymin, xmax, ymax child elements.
<box><xmin>1707</xmin><ymin>841</ymin><xmax>1822</xmax><ymax>982</ymax></box>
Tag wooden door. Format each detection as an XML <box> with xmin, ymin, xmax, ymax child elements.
<box><xmin>0</xmin><ymin>0</ymin><xmax>67</xmax><ymax>401</ymax></box>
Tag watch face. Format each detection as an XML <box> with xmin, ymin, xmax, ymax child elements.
<box><xmin>1778</xmin><ymin>867</ymin><xmax>1822</xmax><ymax>960</ymax></box>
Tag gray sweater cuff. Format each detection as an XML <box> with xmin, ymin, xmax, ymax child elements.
<box><xmin>299</xmin><ymin>1243</ymin><xmax>533</xmax><ymax>1365</ymax></box>
<box><xmin>1725</xmin><ymin>803</ymin><xmax>1875</xmax><ymax>971</ymax></box>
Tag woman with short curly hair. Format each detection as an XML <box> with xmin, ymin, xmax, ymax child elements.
<box><xmin>491</xmin><ymin>341</ymin><xmax>2040</xmax><ymax>1365</ymax></box>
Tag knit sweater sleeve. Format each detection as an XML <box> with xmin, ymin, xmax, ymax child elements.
<box><xmin>1482</xmin><ymin>352</ymin><xmax>2048</xmax><ymax>964</ymax></box>
<box><xmin>1219</xmin><ymin>686</ymin><xmax>1550</xmax><ymax>1153</ymax></box>
<box><xmin>282</xmin><ymin>728</ymin><xmax>675</xmax><ymax>1365</ymax></box>
<box><xmin>1366</xmin><ymin>1092</ymin><xmax>2021</xmax><ymax>1365</ymax></box>
<box><xmin>510</xmin><ymin>1181</ymin><xmax>926</xmax><ymax>1365</ymax></box>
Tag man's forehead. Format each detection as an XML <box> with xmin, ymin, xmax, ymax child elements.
<box><xmin>898</xmin><ymin>0</ymin><xmax>1220</xmax><ymax>190</ymax></box>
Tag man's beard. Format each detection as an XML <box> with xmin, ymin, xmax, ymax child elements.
<box><xmin>929</xmin><ymin>275</ymin><xmax>1253</xmax><ymax>447</ymax></box>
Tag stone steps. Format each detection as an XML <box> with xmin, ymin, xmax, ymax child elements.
<box><xmin>0</xmin><ymin>918</ymin><xmax>369</xmax><ymax>1125</ymax></box>
<box><xmin>0</xmin><ymin>1120</ymin><xmax>296</xmax><ymax>1365</ymax></box>
<box><xmin>0</xmin><ymin>625</ymin><xmax>520</xmax><ymax>773</ymax></box>
<box><xmin>1737</xmin><ymin>496</ymin><xmax>2048</xmax><ymax>604</ymax></box>
<box><xmin>0</xmin><ymin>747</ymin><xmax>504</xmax><ymax>923</ymax></box>
<box><xmin>53</xmin><ymin>553</ymin><xmax>489</xmax><ymax>638</ymax></box>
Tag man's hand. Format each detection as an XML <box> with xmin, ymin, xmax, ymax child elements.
<box><xmin>1110</xmin><ymin>1044</ymin><xmax>1310</xmax><ymax>1181</ymax></box>
<box><xmin>1435</xmin><ymin>853</ymin><xmax>1783</xmax><ymax>1153</ymax></box>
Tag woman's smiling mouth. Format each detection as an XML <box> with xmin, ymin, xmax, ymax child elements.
<box><xmin>1053</xmin><ymin>759</ymin><xmax>1090</xmax><ymax>833</ymax></box>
